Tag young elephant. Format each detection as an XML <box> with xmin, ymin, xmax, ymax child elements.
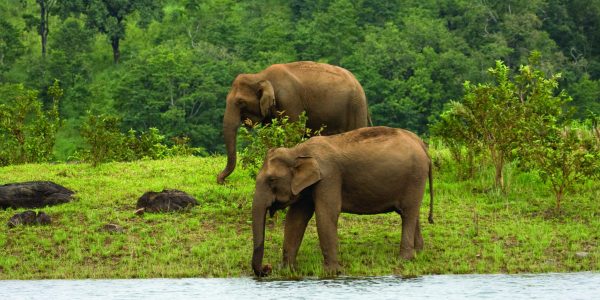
<box><xmin>251</xmin><ymin>126</ymin><xmax>434</xmax><ymax>276</ymax></box>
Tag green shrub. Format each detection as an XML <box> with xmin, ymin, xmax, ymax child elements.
<box><xmin>0</xmin><ymin>80</ymin><xmax>62</xmax><ymax>166</ymax></box>
<box><xmin>239</xmin><ymin>112</ymin><xmax>322</xmax><ymax>178</ymax></box>
<box><xmin>169</xmin><ymin>136</ymin><xmax>206</xmax><ymax>157</ymax></box>
<box><xmin>431</xmin><ymin>55</ymin><xmax>571</xmax><ymax>190</ymax></box>
<box><xmin>78</xmin><ymin>113</ymin><xmax>203</xmax><ymax>166</ymax></box>
<box><xmin>517</xmin><ymin>121</ymin><xmax>600</xmax><ymax>210</ymax></box>
<box><xmin>78</xmin><ymin>113</ymin><xmax>131</xmax><ymax>165</ymax></box>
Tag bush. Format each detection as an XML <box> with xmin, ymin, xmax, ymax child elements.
<box><xmin>239</xmin><ymin>112</ymin><xmax>322</xmax><ymax>178</ymax></box>
<box><xmin>0</xmin><ymin>81</ymin><xmax>62</xmax><ymax>166</ymax></box>
<box><xmin>78</xmin><ymin>113</ymin><xmax>204</xmax><ymax>166</ymax></box>
<box><xmin>518</xmin><ymin>121</ymin><xmax>600</xmax><ymax>210</ymax></box>
<box><xmin>431</xmin><ymin>55</ymin><xmax>571</xmax><ymax>190</ymax></box>
<box><xmin>79</xmin><ymin>114</ymin><xmax>130</xmax><ymax>165</ymax></box>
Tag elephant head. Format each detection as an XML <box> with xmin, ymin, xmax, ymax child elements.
<box><xmin>251</xmin><ymin>148</ymin><xmax>321</xmax><ymax>276</ymax></box>
<box><xmin>217</xmin><ymin>74</ymin><xmax>276</xmax><ymax>184</ymax></box>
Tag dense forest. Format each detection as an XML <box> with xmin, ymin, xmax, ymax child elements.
<box><xmin>1</xmin><ymin>0</ymin><xmax>599</xmax><ymax>160</ymax></box>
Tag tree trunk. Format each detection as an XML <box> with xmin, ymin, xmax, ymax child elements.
<box><xmin>467</xmin><ymin>150</ymin><xmax>475</xmax><ymax>179</ymax></box>
<box><xmin>38</xmin><ymin>0</ymin><xmax>50</xmax><ymax>58</ymax></box>
<box><xmin>555</xmin><ymin>187</ymin><xmax>563</xmax><ymax>212</ymax></box>
<box><xmin>494</xmin><ymin>160</ymin><xmax>504</xmax><ymax>190</ymax></box>
<box><xmin>490</xmin><ymin>147</ymin><xmax>505</xmax><ymax>190</ymax></box>
<box><xmin>111</xmin><ymin>37</ymin><xmax>120</xmax><ymax>64</ymax></box>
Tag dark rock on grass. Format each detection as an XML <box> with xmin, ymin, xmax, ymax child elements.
<box><xmin>36</xmin><ymin>211</ymin><xmax>51</xmax><ymax>225</ymax></box>
<box><xmin>7</xmin><ymin>210</ymin><xmax>52</xmax><ymax>228</ymax></box>
<box><xmin>0</xmin><ymin>181</ymin><xmax>74</xmax><ymax>209</ymax></box>
<box><xmin>136</xmin><ymin>189</ymin><xmax>198</xmax><ymax>213</ymax></box>
<box><xmin>8</xmin><ymin>210</ymin><xmax>36</xmax><ymax>227</ymax></box>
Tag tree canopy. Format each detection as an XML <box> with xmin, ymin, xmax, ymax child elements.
<box><xmin>0</xmin><ymin>0</ymin><xmax>599</xmax><ymax>159</ymax></box>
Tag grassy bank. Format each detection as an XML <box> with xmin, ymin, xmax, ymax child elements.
<box><xmin>0</xmin><ymin>154</ymin><xmax>598</xmax><ymax>279</ymax></box>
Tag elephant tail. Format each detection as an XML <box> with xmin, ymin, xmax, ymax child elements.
<box><xmin>427</xmin><ymin>156</ymin><xmax>434</xmax><ymax>224</ymax></box>
<box><xmin>429</xmin><ymin>158</ymin><xmax>433</xmax><ymax>224</ymax></box>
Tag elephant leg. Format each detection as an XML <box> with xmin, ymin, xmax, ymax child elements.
<box><xmin>414</xmin><ymin>215</ymin><xmax>424</xmax><ymax>252</ymax></box>
<box><xmin>315</xmin><ymin>209</ymin><xmax>341</xmax><ymax>274</ymax></box>
<box><xmin>399</xmin><ymin>206</ymin><xmax>419</xmax><ymax>260</ymax></box>
<box><xmin>314</xmin><ymin>183</ymin><xmax>342</xmax><ymax>275</ymax></box>
<box><xmin>283</xmin><ymin>200</ymin><xmax>315</xmax><ymax>269</ymax></box>
<box><xmin>347</xmin><ymin>98</ymin><xmax>369</xmax><ymax>130</ymax></box>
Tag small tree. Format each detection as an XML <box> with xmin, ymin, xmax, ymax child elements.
<box><xmin>0</xmin><ymin>80</ymin><xmax>62</xmax><ymax>165</ymax></box>
<box><xmin>433</xmin><ymin>61</ymin><xmax>519</xmax><ymax>189</ymax></box>
<box><xmin>519</xmin><ymin>122</ymin><xmax>599</xmax><ymax>211</ymax></box>
<box><xmin>431</xmin><ymin>102</ymin><xmax>482</xmax><ymax>180</ymax></box>
<box><xmin>79</xmin><ymin>113</ymin><xmax>131</xmax><ymax>166</ymax></box>
<box><xmin>432</xmin><ymin>55</ymin><xmax>570</xmax><ymax>190</ymax></box>
<box><xmin>239</xmin><ymin>112</ymin><xmax>322</xmax><ymax>178</ymax></box>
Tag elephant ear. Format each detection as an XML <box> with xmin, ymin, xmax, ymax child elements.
<box><xmin>258</xmin><ymin>80</ymin><xmax>275</xmax><ymax>118</ymax></box>
<box><xmin>291</xmin><ymin>157</ymin><xmax>321</xmax><ymax>196</ymax></box>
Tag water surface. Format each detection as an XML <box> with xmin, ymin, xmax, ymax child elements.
<box><xmin>2</xmin><ymin>272</ymin><xmax>598</xmax><ymax>299</ymax></box>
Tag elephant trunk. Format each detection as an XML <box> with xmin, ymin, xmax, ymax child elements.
<box><xmin>252</xmin><ymin>190</ymin><xmax>271</xmax><ymax>277</ymax></box>
<box><xmin>217</xmin><ymin>106</ymin><xmax>241</xmax><ymax>184</ymax></box>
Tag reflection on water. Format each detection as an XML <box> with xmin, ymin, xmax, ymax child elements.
<box><xmin>1</xmin><ymin>272</ymin><xmax>599</xmax><ymax>300</ymax></box>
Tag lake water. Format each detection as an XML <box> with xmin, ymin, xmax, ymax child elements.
<box><xmin>1</xmin><ymin>272</ymin><xmax>599</xmax><ymax>300</ymax></box>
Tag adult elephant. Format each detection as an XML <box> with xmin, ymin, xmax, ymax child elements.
<box><xmin>217</xmin><ymin>61</ymin><xmax>370</xmax><ymax>184</ymax></box>
<box><xmin>251</xmin><ymin>126</ymin><xmax>434</xmax><ymax>276</ymax></box>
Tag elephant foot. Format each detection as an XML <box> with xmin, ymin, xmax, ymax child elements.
<box><xmin>254</xmin><ymin>264</ymin><xmax>272</xmax><ymax>277</ymax></box>
<box><xmin>323</xmin><ymin>262</ymin><xmax>342</xmax><ymax>276</ymax></box>
<box><xmin>281</xmin><ymin>259</ymin><xmax>298</xmax><ymax>272</ymax></box>
<box><xmin>414</xmin><ymin>240</ymin><xmax>424</xmax><ymax>252</ymax></box>
<box><xmin>400</xmin><ymin>248</ymin><xmax>416</xmax><ymax>260</ymax></box>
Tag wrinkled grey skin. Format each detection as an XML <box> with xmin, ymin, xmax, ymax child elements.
<box><xmin>217</xmin><ymin>61</ymin><xmax>370</xmax><ymax>184</ymax></box>
<box><xmin>251</xmin><ymin>126</ymin><xmax>434</xmax><ymax>277</ymax></box>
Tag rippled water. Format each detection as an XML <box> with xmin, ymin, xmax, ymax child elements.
<box><xmin>2</xmin><ymin>272</ymin><xmax>599</xmax><ymax>300</ymax></box>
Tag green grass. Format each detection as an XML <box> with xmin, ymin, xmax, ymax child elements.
<box><xmin>0</xmin><ymin>154</ymin><xmax>598</xmax><ymax>279</ymax></box>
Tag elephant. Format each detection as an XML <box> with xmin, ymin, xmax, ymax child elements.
<box><xmin>217</xmin><ymin>61</ymin><xmax>370</xmax><ymax>184</ymax></box>
<box><xmin>251</xmin><ymin>126</ymin><xmax>434</xmax><ymax>276</ymax></box>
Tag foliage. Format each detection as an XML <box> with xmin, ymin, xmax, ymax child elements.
<box><xmin>568</xmin><ymin>74</ymin><xmax>600</xmax><ymax>119</ymax></box>
<box><xmin>2</xmin><ymin>0</ymin><xmax>600</xmax><ymax>162</ymax></box>
<box><xmin>78</xmin><ymin>113</ymin><xmax>131</xmax><ymax>165</ymax></box>
<box><xmin>432</xmin><ymin>56</ymin><xmax>571</xmax><ymax>189</ymax></box>
<box><xmin>341</xmin><ymin>18</ymin><xmax>474</xmax><ymax>132</ymax></box>
<box><xmin>517</xmin><ymin>121</ymin><xmax>600</xmax><ymax>211</ymax></box>
<box><xmin>294</xmin><ymin>0</ymin><xmax>361</xmax><ymax>65</ymax></box>
<box><xmin>78</xmin><ymin>113</ymin><xmax>203</xmax><ymax>166</ymax></box>
<box><xmin>112</xmin><ymin>43</ymin><xmax>244</xmax><ymax>152</ymax></box>
<box><xmin>62</xmin><ymin>0</ymin><xmax>164</xmax><ymax>63</ymax></box>
<box><xmin>0</xmin><ymin>19</ymin><xmax>25</xmax><ymax>74</ymax></box>
<box><xmin>21</xmin><ymin>0</ymin><xmax>58</xmax><ymax>57</ymax></box>
<box><xmin>47</xmin><ymin>18</ymin><xmax>95</xmax><ymax>118</ymax></box>
<box><xmin>0</xmin><ymin>80</ymin><xmax>62</xmax><ymax>166</ymax></box>
<box><xmin>239</xmin><ymin>112</ymin><xmax>322</xmax><ymax>178</ymax></box>
<box><xmin>430</xmin><ymin>115</ymin><xmax>481</xmax><ymax>180</ymax></box>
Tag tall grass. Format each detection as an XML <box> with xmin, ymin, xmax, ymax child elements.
<box><xmin>0</xmin><ymin>153</ymin><xmax>598</xmax><ymax>279</ymax></box>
